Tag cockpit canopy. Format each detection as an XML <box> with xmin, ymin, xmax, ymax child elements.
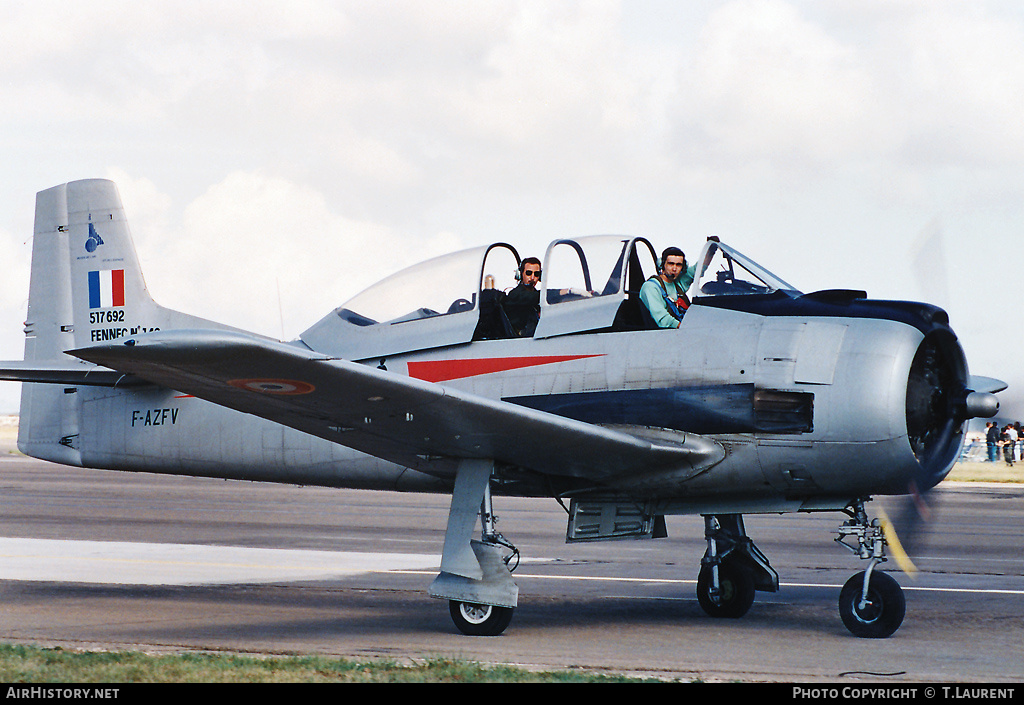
<box><xmin>332</xmin><ymin>243</ymin><xmax>521</xmax><ymax>329</ymax></box>
<box><xmin>299</xmin><ymin>236</ymin><xmax>801</xmax><ymax>360</ymax></box>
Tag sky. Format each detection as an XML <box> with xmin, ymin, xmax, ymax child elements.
<box><xmin>0</xmin><ymin>0</ymin><xmax>1021</xmax><ymax>419</ymax></box>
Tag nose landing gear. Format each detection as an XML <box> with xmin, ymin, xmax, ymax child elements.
<box><xmin>834</xmin><ymin>499</ymin><xmax>906</xmax><ymax>638</ymax></box>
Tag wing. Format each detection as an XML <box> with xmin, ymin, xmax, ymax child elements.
<box><xmin>68</xmin><ymin>329</ymin><xmax>722</xmax><ymax>483</ymax></box>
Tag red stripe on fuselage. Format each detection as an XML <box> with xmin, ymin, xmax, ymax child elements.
<box><xmin>407</xmin><ymin>354</ymin><xmax>604</xmax><ymax>383</ymax></box>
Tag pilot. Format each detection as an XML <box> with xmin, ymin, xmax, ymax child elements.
<box><xmin>640</xmin><ymin>247</ymin><xmax>696</xmax><ymax>329</ymax></box>
<box><xmin>502</xmin><ymin>258</ymin><xmax>542</xmax><ymax>337</ymax></box>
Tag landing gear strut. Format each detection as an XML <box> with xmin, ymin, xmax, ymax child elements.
<box><xmin>697</xmin><ymin>514</ymin><xmax>778</xmax><ymax>619</ymax></box>
<box><xmin>430</xmin><ymin>459</ymin><xmax>519</xmax><ymax>636</ymax></box>
<box><xmin>834</xmin><ymin>499</ymin><xmax>906</xmax><ymax>638</ymax></box>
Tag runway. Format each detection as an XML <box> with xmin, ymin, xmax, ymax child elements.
<box><xmin>0</xmin><ymin>537</ymin><xmax>443</xmax><ymax>585</ymax></box>
<box><xmin>1</xmin><ymin>454</ymin><xmax>1022</xmax><ymax>682</ymax></box>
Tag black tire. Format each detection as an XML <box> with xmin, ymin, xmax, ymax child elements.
<box><xmin>448</xmin><ymin>601</ymin><xmax>514</xmax><ymax>636</ymax></box>
<box><xmin>839</xmin><ymin>571</ymin><xmax>905</xmax><ymax>638</ymax></box>
<box><xmin>696</xmin><ymin>563</ymin><xmax>755</xmax><ymax>618</ymax></box>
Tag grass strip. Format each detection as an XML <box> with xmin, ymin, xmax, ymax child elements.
<box><xmin>0</xmin><ymin>644</ymin><xmax>674</xmax><ymax>683</ymax></box>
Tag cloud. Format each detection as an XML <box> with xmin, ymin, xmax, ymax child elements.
<box><xmin>117</xmin><ymin>170</ymin><xmax>463</xmax><ymax>339</ymax></box>
<box><xmin>677</xmin><ymin>0</ymin><xmax>883</xmax><ymax>166</ymax></box>
<box><xmin>884</xmin><ymin>6</ymin><xmax>1024</xmax><ymax>167</ymax></box>
<box><xmin>0</xmin><ymin>225</ymin><xmax>30</xmax><ymax>356</ymax></box>
<box><xmin>664</xmin><ymin>0</ymin><xmax>1024</xmax><ymax>182</ymax></box>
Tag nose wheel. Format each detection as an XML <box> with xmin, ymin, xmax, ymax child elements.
<box><xmin>834</xmin><ymin>499</ymin><xmax>907</xmax><ymax>638</ymax></box>
<box><xmin>838</xmin><ymin>570</ymin><xmax>905</xmax><ymax>638</ymax></box>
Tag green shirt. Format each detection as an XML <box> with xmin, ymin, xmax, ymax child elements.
<box><xmin>639</xmin><ymin>265</ymin><xmax>696</xmax><ymax>328</ymax></box>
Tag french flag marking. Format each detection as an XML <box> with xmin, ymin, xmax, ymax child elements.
<box><xmin>88</xmin><ymin>270</ymin><xmax>126</xmax><ymax>309</ymax></box>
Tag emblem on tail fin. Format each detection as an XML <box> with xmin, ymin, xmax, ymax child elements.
<box><xmin>85</xmin><ymin>216</ymin><xmax>104</xmax><ymax>253</ymax></box>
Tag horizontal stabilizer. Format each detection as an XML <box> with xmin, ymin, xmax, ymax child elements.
<box><xmin>69</xmin><ymin>329</ymin><xmax>723</xmax><ymax>482</ymax></box>
<box><xmin>0</xmin><ymin>360</ymin><xmax>144</xmax><ymax>387</ymax></box>
<box><xmin>969</xmin><ymin>375</ymin><xmax>1008</xmax><ymax>394</ymax></box>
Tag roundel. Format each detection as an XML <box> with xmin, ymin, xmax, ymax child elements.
<box><xmin>228</xmin><ymin>378</ymin><xmax>316</xmax><ymax>395</ymax></box>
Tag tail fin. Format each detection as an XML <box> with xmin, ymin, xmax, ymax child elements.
<box><xmin>32</xmin><ymin>179</ymin><xmax>170</xmax><ymax>353</ymax></box>
<box><xmin>17</xmin><ymin>179</ymin><xmax>228</xmax><ymax>463</ymax></box>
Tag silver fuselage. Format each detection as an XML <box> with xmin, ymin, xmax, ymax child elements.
<box><xmin>21</xmin><ymin>303</ymin><xmax>933</xmax><ymax>515</ymax></box>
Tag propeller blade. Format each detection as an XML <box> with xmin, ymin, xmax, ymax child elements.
<box><xmin>878</xmin><ymin>506</ymin><xmax>919</xmax><ymax>576</ymax></box>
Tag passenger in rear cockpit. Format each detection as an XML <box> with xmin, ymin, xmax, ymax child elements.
<box><xmin>502</xmin><ymin>258</ymin><xmax>542</xmax><ymax>337</ymax></box>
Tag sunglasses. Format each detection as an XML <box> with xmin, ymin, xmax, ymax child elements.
<box><xmin>523</xmin><ymin>269</ymin><xmax>541</xmax><ymax>277</ymax></box>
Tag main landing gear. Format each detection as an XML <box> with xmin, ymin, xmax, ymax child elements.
<box><xmin>429</xmin><ymin>459</ymin><xmax>520</xmax><ymax>636</ymax></box>
<box><xmin>444</xmin><ymin>497</ymin><xmax>519</xmax><ymax>636</ymax></box>
<box><xmin>697</xmin><ymin>514</ymin><xmax>778</xmax><ymax>619</ymax></box>
<box><xmin>833</xmin><ymin>499</ymin><xmax>906</xmax><ymax>638</ymax></box>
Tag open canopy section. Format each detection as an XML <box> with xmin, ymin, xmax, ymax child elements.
<box><xmin>534</xmin><ymin>235</ymin><xmax>658</xmax><ymax>338</ymax></box>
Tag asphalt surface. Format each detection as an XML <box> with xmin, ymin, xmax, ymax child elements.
<box><xmin>0</xmin><ymin>454</ymin><xmax>1022</xmax><ymax>683</ymax></box>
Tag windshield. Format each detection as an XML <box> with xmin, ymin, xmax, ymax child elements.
<box><xmin>692</xmin><ymin>241</ymin><xmax>801</xmax><ymax>298</ymax></box>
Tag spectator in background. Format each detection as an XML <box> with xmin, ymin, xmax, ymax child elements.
<box><xmin>1002</xmin><ymin>424</ymin><xmax>1018</xmax><ymax>466</ymax></box>
<box><xmin>986</xmin><ymin>421</ymin><xmax>1000</xmax><ymax>462</ymax></box>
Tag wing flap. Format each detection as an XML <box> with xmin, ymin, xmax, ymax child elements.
<box><xmin>69</xmin><ymin>330</ymin><xmax>721</xmax><ymax>482</ymax></box>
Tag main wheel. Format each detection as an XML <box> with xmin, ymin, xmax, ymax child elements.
<box><xmin>839</xmin><ymin>571</ymin><xmax>905</xmax><ymax>638</ymax></box>
<box><xmin>448</xmin><ymin>600</ymin><xmax>514</xmax><ymax>636</ymax></box>
<box><xmin>696</xmin><ymin>562</ymin><xmax>755</xmax><ymax>618</ymax></box>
